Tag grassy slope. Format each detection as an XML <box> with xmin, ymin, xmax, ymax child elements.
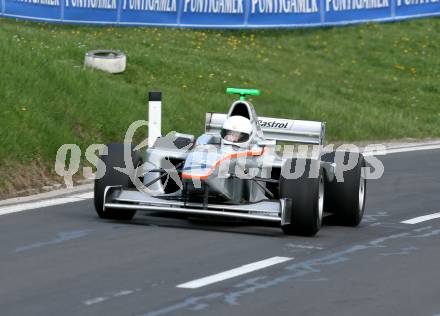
<box><xmin>0</xmin><ymin>18</ymin><xmax>439</xmax><ymax>194</ymax></box>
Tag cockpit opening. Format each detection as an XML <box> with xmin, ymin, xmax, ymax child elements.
<box><xmin>229</xmin><ymin>102</ymin><xmax>251</xmax><ymax>119</ymax></box>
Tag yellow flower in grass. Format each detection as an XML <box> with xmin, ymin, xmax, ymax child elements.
<box><xmin>394</xmin><ymin>64</ymin><xmax>405</xmax><ymax>71</ymax></box>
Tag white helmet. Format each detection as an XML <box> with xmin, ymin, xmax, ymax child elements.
<box><xmin>221</xmin><ymin>116</ymin><xmax>253</xmax><ymax>147</ymax></box>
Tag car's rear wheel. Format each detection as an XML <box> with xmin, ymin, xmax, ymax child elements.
<box><xmin>321</xmin><ymin>151</ymin><xmax>366</xmax><ymax>226</ymax></box>
<box><xmin>279</xmin><ymin>158</ymin><xmax>323</xmax><ymax>236</ymax></box>
<box><xmin>94</xmin><ymin>143</ymin><xmax>141</xmax><ymax>221</ymax></box>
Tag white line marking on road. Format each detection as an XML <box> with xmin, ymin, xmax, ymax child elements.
<box><xmin>74</xmin><ymin>192</ymin><xmax>94</xmax><ymax>199</ymax></box>
<box><xmin>177</xmin><ymin>256</ymin><xmax>293</xmax><ymax>289</ymax></box>
<box><xmin>286</xmin><ymin>243</ymin><xmax>324</xmax><ymax>250</ymax></box>
<box><xmin>82</xmin><ymin>288</ymin><xmax>142</xmax><ymax>306</ymax></box>
<box><xmin>113</xmin><ymin>290</ymin><xmax>134</xmax><ymax>297</ymax></box>
<box><xmin>363</xmin><ymin>143</ymin><xmax>440</xmax><ymax>156</ymax></box>
<box><xmin>401</xmin><ymin>212</ymin><xmax>440</xmax><ymax>224</ymax></box>
<box><xmin>0</xmin><ymin>192</ymin><xmax>93</xmax><ymax>217</ymax></box>
<box><xmin>83</xmin><ymin>297</ymin><xmax>108</xmax><ymax>305</ymax></box>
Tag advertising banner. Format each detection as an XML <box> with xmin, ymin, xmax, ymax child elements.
<box><xmin>1</xmin><ymin>0</ymin><xmax>439</xmax><ymax>28</ymax></box>
<box><xmin>395</xmin><ymin>0</ymin><xmax>440</xmax><ymax>18</ymax></box>
<box><xmin>3</xmin><ymin>0</ymin><xmax>61</xmax><ymax>21</ymax></box>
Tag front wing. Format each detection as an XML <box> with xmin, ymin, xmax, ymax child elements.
<box><xmin>103</xmin><ymin>186</ymin><xmax>291</xmax><ymax>226</ymax></box>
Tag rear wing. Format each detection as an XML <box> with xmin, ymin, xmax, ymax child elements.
<box><xmin>205</xmin><ymin>113</ymin><xmax>326</xmax><ymax>145</ymax></box>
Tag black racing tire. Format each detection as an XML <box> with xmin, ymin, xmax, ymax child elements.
<box><xmin>321</xmin><ymin>151</ymin><xmax>366</xmax><ymax>226</ymax></box>
<box><xmin>279</xmin><ymin>158</ymin><xmax>324</xmax><ymax>236</ymax></box>
<box><xmin>94</xmin><ymin>143</ymin><xmax>141</xmax><ymax>221</ymax></box>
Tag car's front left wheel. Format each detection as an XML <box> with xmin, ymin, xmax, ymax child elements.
<box><xmin>279</xmin><ymin>158</ymin><xmax>324</xmax><ymax>236</ymax></box>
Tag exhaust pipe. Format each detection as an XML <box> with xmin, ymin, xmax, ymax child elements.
<box><xmin>148</xmin><ymin>91</ymin><xmax>162</xmax><ymax>148</ymax></box>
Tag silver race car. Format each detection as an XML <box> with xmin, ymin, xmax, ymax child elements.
<box><xmin>94</xmin><ymin>88</ymin><xmax>366</xmax><ymax>236</ymax></box>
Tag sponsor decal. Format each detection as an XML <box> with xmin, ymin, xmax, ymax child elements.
<box><xmin>66</xmin><ymin>0</ymin><xmax>116</xmax><ymax>9</ymax></box>
<box><xmin>15</xmin><ymin>0</ymin><xmax>60</xmax><ymax>6</ymax></box>
<box><xmin>184</xmin><ymin>0</ymin><xmax>244</xmax><ymax>13</ymax></box>
<box><xmin>325</xmin><ymin>0</ymin><xmax>389</xmax><ymax>12</ymax></box>
<box><xmin>251</xmin><ymin>0</ymin><xmax>318</xmax><ymax>14</ymax></box>
<box><xmin>397</xmin><ymin>0</ymin><xmax>439</xmax><ymax>5</ymax></box>
<box><xmin>123</xmin><ymin>0</ymin><xmax>177</xmax><ymax>12</ymax></box>
<box><xmin>258</xmin><ymin>119</ymin><xmax>291</xmax><ymax>129</ymax></box>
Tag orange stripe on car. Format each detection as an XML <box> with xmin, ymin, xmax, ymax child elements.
<box><xmin>181</xmin><ymin>148</ymin><xmax>268</xmax><ymax>180</ymax></box>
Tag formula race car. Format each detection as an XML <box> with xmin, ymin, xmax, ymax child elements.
<box><xmin>94</xmin><ymin>88</ymin><xmax>366</xmax><ymax>236</ymax></box>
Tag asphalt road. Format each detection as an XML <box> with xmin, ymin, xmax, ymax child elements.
<box><xmin>1</xmin><ymin>149</ymin><xmax>440</xmax><ymax>316</ymax></box>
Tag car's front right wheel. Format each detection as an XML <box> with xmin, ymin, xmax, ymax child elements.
<box><xmin>94</xmin><ymin>143</ymin><xmax>141</xmax><ymax>221</ymax></box>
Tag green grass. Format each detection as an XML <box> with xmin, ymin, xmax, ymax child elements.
<box><xmin>0</xmin><ymin>17</ymin><xmax>439</xmax><ymax>194</ymax></box>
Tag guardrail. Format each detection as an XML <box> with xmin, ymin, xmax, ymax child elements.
<box><xmin>1</xmin><ymin>0</ymin><xmax>439</xmax><ymax>28</ymax></box>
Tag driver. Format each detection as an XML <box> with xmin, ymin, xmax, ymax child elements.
<box><xmin>221</xmin><ymin>116</ymin><xmax>253</xmax><ymax>148</ymax></box>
